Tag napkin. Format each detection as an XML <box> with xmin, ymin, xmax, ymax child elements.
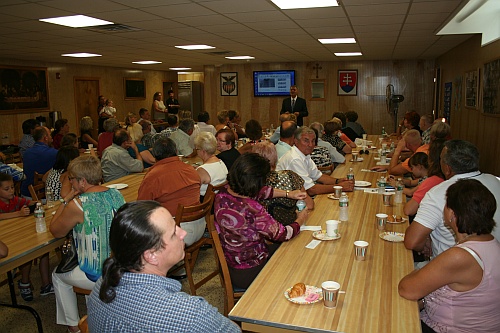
<box><xmin>305</xmin><ymin>240</ymin><xmax>322</xmax><ymax>249</ymax></box>
<box><xmin>300</xmin><ymin>225</ymin><xmax>322</xmax><ymax>231</ymax></box>
<box><xmin>376</xmin><ymin>162</ymin><xmax>390</xmax><ymax>166</ymax></box>
<box><xmin>363</xmin><ymin>188</ymin><xmax>379</xmax><ymax>193</ymax></box>
<box><xmin>361</xmin><ymin>169</ymin><xmax>387</xmax><ymax>173</ymax></box>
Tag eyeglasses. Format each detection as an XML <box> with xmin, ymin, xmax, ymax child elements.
<box><xmin>68</xmin><ymin>176</ymin><xmax>80</xmax><ymax>181</ymax></box>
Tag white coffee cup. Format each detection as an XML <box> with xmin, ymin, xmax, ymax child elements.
<box><xmin>326</xmin><ymin>220</ymin><xmax>339</xmax><ymax>238</ymax></box>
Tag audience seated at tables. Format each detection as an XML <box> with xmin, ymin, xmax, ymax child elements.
<box><xmin>170</xmin><ymin>118</ymin><xmax>197</xmax><ymax>158</ymax></box>
<box><xmin>401</xmin><ymin>139</ymin><xmax>446</xmax><ymax>216</ymax></box>
<box><xmin>399</xmin><ymin>179</ymin><xmax>500</xmax><ymax>333</ymax></box>
<box><xmin>215</xmin><ymin>128</ymin><xmax>240</xmax><ymax>171</ymax></box>
<box><xmin>125</xmin><ymin>112</ymin><xmax>143</xmax><ymax>144</ymax></box>
<box><xmin>429</xmin><ymin>120</ymin><xmax>452</xmax><ymax>141</ymax></box>
<box><xmin>194</xmin><ymin>132</ymin><xmax>228</xmax><ymax>200</ymax></box>
<box><xmin>310</xmin><ymin>127</ymin><xmax>334</xmax><ymax>170</ymax></box>
<box><xmin>345</xmin><ymin>111</ymin><xmax>366</xmax><ymax>139</ymax></box>
<box><xmin>97</xmin><ymin>118</ymin><xmax>119</xmax><ymax>157</ymax></box>
<box><xmin>101</xmin><ymin>129</ymin><xmax>143</xmax><ymax>182</ymax></box>
<box><xmin>60</xmin><ymin>133</ymin><xmax>80</xmax><ymax>151</ymax></box>
<box><xmin>310</xmin><ymin>122</ymin><xmax>345</xmax><ymax>165</ymax></box>
<box><xmin>227</xmin><ymin>110</ymin><xmax>246</xmax><ymax>138</ymax></box>
<box><xmin>270</xmin><ymin>112</ymin><xmax>295</xmax><ymax>144</ymax></box>
<box><xmin>21</xmin><ymin>126</ymin><xmax>57</xmax><ymax>198</ymax></box>
<box><xmin>419</xmin><ymin>114</ymin><xmax>433</xmax><ymax>144</ymax></box>
<box><xmin>139</xmin><ymin>119</ymin><xmax>156</xmax><ymax>149</ymax></box>
<box><xmin>0</xmin><ymin>239</ymin><xmax>7</xmax><ymax>258</ymax></box>
<box><xmin>52</xmin><ymin>119</ymin><xmax>70</xmax><ymax>149</ymax></box>
<box><xmin>197</xmin><ymin>111</ymin><xmax>216</xmax><ymax>136</ymax></box>
<box><xmin>179</xmin><ymin>110</ymin><xmax>201</xmax><ymax>147</ymax></box>
<box><xmin>238</xmin><ymin>119</ymin><xmax>263</xmax><ymax>154</ymax></box>
<box><xmin>277</xmin><ymin>127</ymin><xmax>354</xmax><ymax>196</ymax></box>
<box><xmin>395</xmin><ymin>111</ymin><xmax>422</xmax><ymax>137</ymax></box>
<box><xmin>137</xmin><ymin>137</ymin><xmax>205</xmax><ymax>249</ymax></box>
<box><xmin>332</xmin><ymin>112</ymin><xmax>357</xmax><ymax>148</ymax></box>
<box><xmin>44</xmin><ymin>146</ymin><xmax>80</xmax><ymax>201</ymax></box>
<box><xmin>160</xmin><ymin>114</ymin><xmax>179</xmax><ymax>138</ymax></box>
<box><xmin>404</xmin><ymin>140</ymin><xmax>500</xmax><ymax>259</ymax></box>
<box><xmin>275</xmin><ymin>120</ymin><xmax>297</xmax><ymax>159</ymax></box>
<box><xmin>79</xmin><ymin>116</ymin><xmax>98</xmax><ymax>149</ymax></box>
<box><xmin>18</xmin><ymin>119</ymin><xmax>39</xmax><ymax>157</ymax></box>
<box><xmin>50</xmin><ymin>155</ymin><xmax>125</xmax><ymax>333</ymax></box>
<box><xmin>0</xmin><ymin>173</ymin><xmax>50</xmax><ymax>301</ymax></box>
<box><xmin>252</xmin><ymin>141</ymin><xmax>314</xmax><ymax>226</ymax></box>
<box><xmin>322</xmin><ymin>118</ymin><xmax>352</xmax><ymax>155</ymax></box>
<box><xmin>214</xmin><ymin>153</ymin><xmax>308</xmax><ymax>289</ymax></box>
<box><xmin>215</xmin><ymin>110</ymin><xmax>229</xmax><ymax>132</ymax></box>
<box><xmin>87</xmin><ymin>201</ymin><xmax>241</xmax><ymax>333</ymax></box>
<box><xmin>138</xmin><ymin>107</ymin><xmax>156</xmax><ymax>134</ymax></box>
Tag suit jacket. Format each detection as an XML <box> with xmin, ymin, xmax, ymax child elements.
<box><xmin>280</xmin><ymin>96</ymin><xmax>308</xmax><ymax>126</ymax></box>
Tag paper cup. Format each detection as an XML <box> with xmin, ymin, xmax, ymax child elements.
<box><xmin>326</xmin><ymin>220</ymin><xmax>339</xmax><ymax>238</ymax></box>
<box><xmin>352</xmin><ymin>152</ymin><xmax>359</xmax><ymax>161</ymax></box>
<box><xmin>376</xmin><ymin>213</ymin><xmax>388</xmax><ymax>231</ymax></box>
<box><xmin>322</xmin><ymin>281</ymin><xmax>341</xmax><ymax>308</ymax></box>
<box><xmin>363</xmin><ymin>134</ymin><xmax>367</xmax><ymax>140</ymax></box>
<box><xmin>382</xmin><ymin>192</ymin><xmax>393</xmax><ymax>206</ymax></box>
<box><xmin>354</xmin><ymin>241</ymin><xmax>369</xmax><ymax>261</ymax></box>
<box><xmin>88</xmin><ymin>143</ymin><xmax>93</xmax><ymax>149</ymax></box>
<box><xmin>333</xmin><ymin>186</ymin><xmax>343</xmax><ymax>198</ymax></box>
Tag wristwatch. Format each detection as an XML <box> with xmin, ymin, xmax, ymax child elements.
<box><xmin>59</xmin><ymin>198</ymin><xmax>68</xmax><ymax>205</ymax></box>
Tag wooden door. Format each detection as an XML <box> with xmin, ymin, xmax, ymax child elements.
<box><xmin>74</xmin><ymin>78</ymin><xmax>100</xmax><ymax>140</ymax></box>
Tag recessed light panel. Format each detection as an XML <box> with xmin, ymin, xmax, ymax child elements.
<box><xmin>335</xmin><ymin>52</ymin><xmax>363</xmax><ymax>56</ymax></box>
<box><xmin>61</xmin><ymin>53</ymin><xmax>102</xmax><ymax>58</ymax></box>
<box><xmin>175</xmin><ymin>45</ymin><xmax>215</xmax><ymax>50</ymax></box>
<box><xmin>40</xmin><ymin>15</ymin><xmax>113</xmax><ymax>28</ymax></box>
<box><xmin>225</xmin><ymin>56</ymin><xmax>255</xmax><ymax>60</ymax></box>
<box><xmin>169</xmin><ymin>67</ymin><xmax>192</xmax><ymax>71</ymax></box>
<box><xmin>132</xmin><ymin>61</ymin><xmax>162</xmax><ymax>65</ymax></box>
<box><xmin>271</xmin><ymin>0</ymin><xmax>338</xmax><ymax>9</ymax></box>
<box><xmin>319</xmin><ymin>38</ymin><xmax>356</xmax><ymax>44</ymax></box>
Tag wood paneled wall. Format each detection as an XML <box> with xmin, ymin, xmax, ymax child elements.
<box><xmin>204</xmin><ymin>60</ymin><xmax>436</xmax><ymax>135</ymax></box>
<box><xmin>0</xmin><ymin>58</ymin><xmax>176</xmax><ymax>145</ymax></box>
<box><xmin>436</xmin><ymin>35</ymin><xmax>500</xmax><ymax>175</ymax></box>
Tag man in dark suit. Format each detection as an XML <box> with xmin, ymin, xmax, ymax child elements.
<box><xmin>280</xmin><ymin>85</ymin><xmax>308</xmax><ymax>126</ymax></box>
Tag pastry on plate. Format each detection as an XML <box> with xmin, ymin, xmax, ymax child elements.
<box><xmin>288</xmin><ymin>283</ymin><xmax>306</xmax><ymax>298</ymax></box>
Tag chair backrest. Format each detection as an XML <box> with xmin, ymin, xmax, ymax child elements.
<box><xmin>212</xmin><ymin>181</ymin><xmax>228</xmax><ymax>192</ymax></box>
<box><xmin>78</xmin><ymin>314</ymin><xmax>89</xmax><ymax>333</ymax></box>
<box><xmin>2</xmin><ymin>152</ymin><xmax>22</xmax><ymax>164</ymax></box>
<box><xmin>33</xmin><ymin>171</ymin><xmax>45</xmax><ymax>186</ymax></box>
<box><xmin>174</xmin><ymin>190</ymin><xmax>215</xmax><ymax>227</ymax></box>
<box><xmin>28</xmin><ymin>183</ymin><xmax>45</xmax><ymax>202</ymax></box>
<box><xmin>317</xmin><ymin>164</ymin><xmax>333</xmax><ymax>174</ymax></box>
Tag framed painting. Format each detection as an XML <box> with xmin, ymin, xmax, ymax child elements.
<box><xmin>124</xmin><ymin>78</ymin><xmax>146</xmax><ymax>100</ymax></box>
<box><xmin>220</xmin><ymin>72</ymin><xmax>238</xmax><ymax>96</ymax></box>
<box><xmin>464</xmin><ymin>69</ymin><xmax>479</xmax><ymax>109</ymax></box>
<box><xmin>0</xmin><ymin>65</ymin><xmax>49</xmax><ymax>114</ymax></box>
<box><xmin>310</xmin><ymin>79</ymin><xmax>326</xmax><ymax>100</ymax></box>
<box><xmin>482</xmin><ymin>58</ymin><xmax>500</xmax><ymax>115</ymax></box>
<box><xmin>338</xmin><ymin>70</ymin><xmax>358</xmax><ymax>96</ymax></box>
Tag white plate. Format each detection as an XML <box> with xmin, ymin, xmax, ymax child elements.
<box><xmin>106</xmin><ymin>183</ymin><xmax>128</xmax><ymax>190</ymax></box>
<box><xmin>327</xmin><ymin>194</ymin><xmax>340</xmax><ymax>200</ymax></box>
<box><xmin>355</xmin><ymin>181</ymin><xmax>371</xmax><ymax>187</ymax></box>
<box><xmin>387</xmin><ymin>216</ymin><xmax>408</xmax><ymax>224</ymax></box>
<box><xmin>379</xmin><ymin>232</ymin><xmax>405</xmax><ymax>242</ymax></box>
<box><xmin>284</xmin><ymin>285</ymin><xmax>323</xmax><ymax>305</ymax></box>
<box><xmin>312</xmin><ymin>230</ymin><xmax>341</xmax><ymax>241</ymax></box>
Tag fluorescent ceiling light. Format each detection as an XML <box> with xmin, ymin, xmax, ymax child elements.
<box><xmin>177</xmin><ymin>72</ymin><xmax>192</xmax><ymax>74</ymax></box>
<box><xmin>40</xmin><ymin>15</ymin><xmax>113</xmax><ymax>28</ymax></box>
<box><xmin>175</xmin><ymin>45</ymin><xmax>215</xmax><ymax>50</ymax></box>
<box><xmin>271</xmin><ymin>0</ymin><xmax>338</xmax><ymax>9</ymax></box>
<box><xmin>225</xmin><ymin>56</ymin><xmax>255</xmax><ymax>60</ymax></box>
<box><xmin>170</xmin><ymin>67</ymin><xmax>192</xmax><ymax>71</ymax></box>
<box><xmin>335</xmin><ymin>52</ymin><xmax>362</xmax><ymax>56</ymax></box>
<box><xmin>61</xmin><ymin>53</ymin><xmax>102</xmax><ymax>58</ymax></box>
<box><xmin>132</xmin><ymin>61</ymin><xmax>162</xmax><ymax>65</ymax></box>
<box><xmin>319</xmin><ymin>38</ymin><xmax>356</xmax><ymax>44</ymax></box>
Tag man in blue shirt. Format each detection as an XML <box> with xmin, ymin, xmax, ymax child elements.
<box><xmin>88</xmin><ymin>201</ymin><xmax>240</xmax><ymax>333</ymax></box>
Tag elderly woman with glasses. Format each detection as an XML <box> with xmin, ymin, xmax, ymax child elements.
<box><xmin>50</xmin><ymin>155</ymin><xmax>125</xmax><ymax>333</ymax></box>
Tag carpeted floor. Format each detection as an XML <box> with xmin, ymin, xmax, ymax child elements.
<box><xmin>0</xmin><ymin>248</ymin><xmax>227</xmax><ymax>332</ymax></box>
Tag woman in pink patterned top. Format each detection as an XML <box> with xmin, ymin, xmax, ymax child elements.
<box><xmin>399</xmin><ymin>179</ymin><xmax>500</xmax><ymax>333</ymax></box>
<box><xmin>214</xmin><ymin>153</ymin><xmax>309</xmax><ymax>289</ymax></box>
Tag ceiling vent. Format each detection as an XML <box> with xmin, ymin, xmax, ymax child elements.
<box><xmin>84</xmin><ymin>24</ymin><xmax>142</xmax><ymax>33</ymax></box>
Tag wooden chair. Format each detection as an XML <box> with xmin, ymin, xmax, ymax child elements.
<box><xmin>33</xmin><ymin>171</ymin><xmax>45</xmax><ymax>186</ymax></box>
<box><xmin>28</xmin><ymin>183</ymin><xmax>45</xmax><ymax>202</ymax></box>
<box><xmin>171</xmin><ymin>190</ymin><xmax>218</xmax><ymax>295</ymax></box>
<box><xmin>206</xmin><ymin>181</ymin><xmax>227</xmax><ymax>231</ymax></box>
<box><xmin>2</xmin><ymin>152</ymin><xmax>22</xmax><ymax>164</ymax></box>
<box><xmin>211</xmin><ymin>230</ymin><xmax>245</xmax><ymax>316</ymax></box>
<box><xmin>78</xmin><ymin>315</ymin><xmax>89</xmax><ymax>333</ymax></box>
<box><xmin>318</xmin><ymin>164</ymin><xmax>333</xmax><ymax>174</ymax></box>
<box><xmin>73</xmin><ymin>286</ymin><xmax>92</xmax><ymax>295</ymax></box>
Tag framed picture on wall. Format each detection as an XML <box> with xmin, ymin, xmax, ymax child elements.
<box><xmin>464</xmin><ymin>69</ymin><xmax>479</xmax><ymax>109</ymax></box>
<box><xmin>0</xmin><ymin>65</ymin><xmax>49</xmax><ymax>114</ymax></box>
<box><xmin>338</xmin><ymin>70</ymin><xmax>358</xmax><ymax>96</ymax></box>
<box><xmin>124</xmin><ymin>78</ymin><xmax>146</xmax><ymax>100</ymax></box>
<box><xmin>482</xmin><ymin>58</ymin><xmax>500</xmax><ymax>115</ymax></box>
<box><xmin>220</xmin><ymin>72</ymin><xmax>238</xmax><ymax>96</ymax></box>
<box><xmin>310</xmin><ymin>79</ymin><xmax>326</xmax><ymax>100</ymax></box>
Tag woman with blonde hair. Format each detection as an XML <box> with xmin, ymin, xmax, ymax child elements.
<box><xmin>125</xmin><ymin>112</ymin><xmax>143</xmax><ymax>143</ymax></box>
<box><xmin>194</xmin><ymin>132</ymin><xmax>228</xmax><ymax>199</ymax></box>
<box><xmin>79</xmin><ymin>116</ymin><xmax>98</xmax><ymax>149</ymax></box>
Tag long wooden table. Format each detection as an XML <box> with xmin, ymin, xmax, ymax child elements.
<box><xmin>229</xmin><ymin>136</ymin><xmax>420</xmax><ymax>332</ymax></box>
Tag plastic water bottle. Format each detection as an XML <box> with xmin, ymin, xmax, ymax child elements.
<box><xmin>394</xmin><ymin>178</ymin><xmax>404</xmax><ymax>204</ymax></box>
<box><xmin>296</xmin><ymin>199</ymin><xmax>306</xmax><ymax>212</ymax></box>
<box><xmin>381</xmin><ymin>126</ymin><xmax>386</xmax><ymax>137</ymax></box>
<box><xmin>34</xmin><ymin>202</ymin><xmax>47</xmax><ymax>233</ymax></box>
<box><xmin>377</xmin><ymin>176</ymin><xmax>386</xmax><ymax>194</ymax></box>
<box><xmin>346</xmin><ymin>167</ymin><xmax>355</xmax><ymax>181</ymax></box>
<box><xmin>45</xmin><ymin>187</ymin><xmax>54</xmax><ymax>208</ymax></box>
<box><xmin>339</xmin><ymin>193</ymin><xmax>349</xmax><ymax>222</ymax></box>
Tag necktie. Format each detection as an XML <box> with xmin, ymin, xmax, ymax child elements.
<box><xmin>291</xmin><ymin>98</ymin><xmax>295</xmax><ymax>111</ymax></box>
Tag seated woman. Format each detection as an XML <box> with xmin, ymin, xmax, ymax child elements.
<box><xmin>322</xmin><ymin>118</ymin><xmax>352</xmax><ymax>155</ymax></box>
<box><xmin>252</xmin><ymin>141</ymin><xmax>314</xmax><ymax>226</ymax></box>
<box><xmin>43</xmin><ymin>146</ymin><xmax>80</xmax><ymax>200</ymax></box>
<box><xmin>238</xmin><ymin>119</ymin><xmax>263</xmax><ymax>154</ymax></box>
<box><xmin>79</xmin><ymin>116</ymin><xmax>98</xmax><ymax>149</ymax></box>
<box><xmin>52</xmin><ymin>119</ymin><xmax>70</xmax><ymax>149</ymax></box>
<box><xmin>309</xmin><ymin>127</ymin><xmax>334</xmax><ymax>172</ymax></box>
<box><xmin>399</xmin><ymin>179</ymin><xmax>500</xmax><ymax>333</ymax></box>
<box><xmin>125</xmin><ymin>112</ymin><xmax>143</xmax><ymax>144</ymax></box>
<box><xmin>194</xmin><ymin>132</ymin><xmax>228</xmax><ymax>200</ymax></box>
<box><xmin>214</xmin><ymin>153</ymin><xmax>308</xmax><ymax>289</ymax></box>
<box><xmin>50</xmin><ymin>155</ymin><xmax>126</xmax><ymax>333</ymax></box>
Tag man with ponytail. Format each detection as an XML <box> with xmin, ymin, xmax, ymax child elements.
<box><xmin>87</xmin><ymin>201</ymin><xmax>240</xmax><ymax>332</ymax></box>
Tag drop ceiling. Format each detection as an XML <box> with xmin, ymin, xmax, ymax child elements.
<box><xmin>0</xmin><ymin>0</ymin><xmax>474</xmax><ymax>71</ymax></box>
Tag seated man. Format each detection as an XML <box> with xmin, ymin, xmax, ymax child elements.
<box><xmin>101</xmin><ymin>129</ymin><xmax>143</xmax><ymax>182</ymax></box>
<box><xmin>139</xmin><ymin>119</ymin><xmax>156</xmax><ymax>149</ymax></box>
<box><xmin>270</xmin><ymin>112</ymin><xmax>295</xmax><ymax>144</ymax></box>
<box><xmin>87</xmin><ymin>201</ymin><xmax>240</xmax><ymax>332</ymax></box>
<box><xmin>170</xmin><ymin>118</ymin><xmax>197</xmax><ymax>158</ymax></box>
<box><xmin>160</xmin><ymin>114</ymin><xmax>179</xmax><ymax>138</ymax></box>
<box><xmin>138</xmin><ymin>107</ymin><xmax>156</xmax><ymax>134</ymax></box>
<box><xmin>277</xmin><ymin>127</ymin><xmax>353</xmax><ymax>196</ymax></box>
<box><xmin>18</xmin><ymin>119</ymin><xmax>39</xmax><ymax>158</ymax></box>
<box><xmin>404</xmin><ymin>140</ymin><xmax>500</xmax><ymax>260</ymax></box>
<box><xmin>345</xmin><ymin>111</ymin><xmax>366</xmax><ymax>138</ymax></box>
<box><xmin>197</xmin><ymin>111</ymin><xmax>216</xmax><ymax>136</ymax></box>
<box><xmin>215</xmin><ymin>129</ymin><xmax>240</xmax><ymax>171</ymax></box>
<box><xmin>275</xmin><ymin>120</ymin><xmax>297</xmax><ymax>160</ymax></box>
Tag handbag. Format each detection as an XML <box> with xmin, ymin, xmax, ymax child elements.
<box><xmin>55</xmin><ymin>232</ymin><xmax>79</xmax><ymax>274</ymax></box>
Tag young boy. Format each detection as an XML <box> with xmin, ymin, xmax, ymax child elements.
<box><xmin>0</xmin><ymin>173</ymin><xmax>53</xmax><ymax>300</ymax></box>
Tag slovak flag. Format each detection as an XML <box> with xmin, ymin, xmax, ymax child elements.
<box><xmin>339</xmin><ymin>71</ymin><xmax>357</xmax><ymax>94</ymax></box>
